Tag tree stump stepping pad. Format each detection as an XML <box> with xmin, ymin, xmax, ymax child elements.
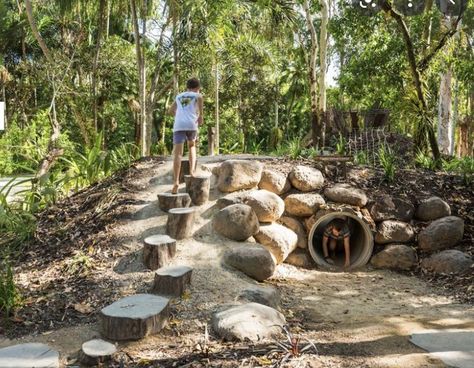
<box><xmin>157</xmin><ymin>193</ymin><xmax>191</xmax><ymax>212</ymax></box>
<box><xmin>179</xmin><ymin>159</ymin><xmax>191</xmax><ymax>184</ymax></box>
<box><xmin>184</xmin><ymin>175</ymin><xmax>211</xmax><ymax>205</ymax></box>
<box><xmin>80</xmin><ymin>339</ymin><xmax>117</xmax><ymax>366</ymax></box>
<box><xmin>0</xmin><ymin>343</ymin><xmax>59</xmax><ymax>368</ymax></box>
<box><xmin>166</xmin><ymin>207</ymin><xmax>196</xmax><ymax>240</ymax></box>
<box><xmin>143</xmin><ymin>235</ymin><xmax>177</xmax><ymax>270</ymax></box>
<box><xmin>99</xmin><ymin>294</ymin><xmax>170</xmax><ymax>341</ymax></box>
<box><xmin>151</xmin><ymin>265</ymin><xmax>193</xmax><ymax>297</ymax></box>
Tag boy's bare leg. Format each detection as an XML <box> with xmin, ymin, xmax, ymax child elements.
<box><xmin>329</xmin><ymin>239</ymin><xmax>337</xmax><ymax>258</ymax></box>
<box><xmin>344</xmin><ymin>237</ymin><xmax>351</xmax><ymax>268</ymax></box>
<box><xmin>188</xmin><ymin>140</ymin><xmax>196</xmax><ymax>176</ymax></box>
<box><xmin>172</xmin><ymin>143</ymin><xmax>184</xmax><ymax>194</ymax></box>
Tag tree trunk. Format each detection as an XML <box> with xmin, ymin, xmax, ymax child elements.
<box><xmin>437</xmin><ymin>70</ymin><xmax>453</xmax><ymax>155</ymax></box>
<box><xmin>25</xmin><ymin>0</ymin><xmax>53</xmax><ymax>63</ymax></box>
<box><xmin>215</xmin><ymin>62</ymin><xmax>220</xmax><ymax>155</ymax></box>
<box><xmin>166</xmin><ymin>208</ymin><xmax>196</xmax><ymax>240</ymax></box>
<box><xmin>92</xmin><ymin>0</ymin><xmax>107</xmax><ymax>133</ymax></box>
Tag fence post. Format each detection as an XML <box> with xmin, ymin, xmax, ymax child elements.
<box><xmin>208</xmin><ymin>125</ymin><xmax>216</xmax><ymax>156</ymax></box>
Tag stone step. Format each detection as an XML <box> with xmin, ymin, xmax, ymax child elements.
<box><xmin>143</xmin><ymin>235</ymin><xmax>176</xmax><ymax>270</ymax></box>
<box><xmin>80</xmin><ymin>339</ymin><xmax>117</xmax><ymax>366</ymax></box>
<box><xmin>151</xmin><ymin>265</ymin><xmax>193</xmax><ymax>297</ymax></box>
<box><xmin>157</xmin><ymin>193</ymin><xmax>191</xmax><ymax>212</ymax></box>
<box><xmin>0</xmin><ymin>343</ymin><xmax>59</xmax><ymax>368</ymax></box>
<box><xmin>99</xmin><ymin>294</ymin><xmax>170</xmax><ymax>341</ymax></box>
<box><xmin>166</xmin><ymin>207</ymin><xmax>196</xmax><ymax>240</ymax></box>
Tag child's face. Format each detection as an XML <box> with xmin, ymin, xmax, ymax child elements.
<box><xmin>332</xmin><ymin>227</ymin><xmax>340</xmax><ymax>236</ymax></box>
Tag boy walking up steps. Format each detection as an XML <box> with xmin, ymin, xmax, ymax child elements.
<box><xmin>168</xmin><ymin>78</ymin><xmax>204</xmax><ymax>194</ymax></box>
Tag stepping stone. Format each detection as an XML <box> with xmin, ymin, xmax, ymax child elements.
<box><xmin>157</xmin><ymin>193</ymin><xmax>191</xmax><ymax>212</ymax></box>
<box><xmin>143</xmin><ymin>235</ymin><xmax>176</xmax><ymax>270</ymax></box>
<box><xmin>212</xmin><ymin>303</ymin><xmax>286</xmax><ymax>342</ymax></box>
<box><xmin>99</xmin><ymin>294</ymin><xmax>170</xmax><ymax>341</ymax></box>
<box><xmin>237</xmin><ymin>285</ymin><xmax>281</xmax><ymax>309</ymax></box>
<box><xmin>80</xmin><ymin>339</ymin><xmax>116</xmax><ymax>366</ymax></box>
<box><xmin>0</xmin><ymin>343</ymin><xmax>59</xmax><ymax>368</ymax></box>
<box><xmin>184</xmin><ymin>175</ymin><xmax>211</xmax><ymax>205</ymax></box>
<box><xmin>151</xmin><ymin>265</ymin><xmax>193</xmax><ymax>297</ymax></box>
<box><xmin>166</xmin><ymin>207</ymin><xmax>196</xmax><ymax>240</ymax></box>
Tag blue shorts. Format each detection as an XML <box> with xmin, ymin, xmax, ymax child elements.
<box><xmin>173</xmin><ymin>130</ymin><xmax>197</xmax><ymax>144</ymax></box>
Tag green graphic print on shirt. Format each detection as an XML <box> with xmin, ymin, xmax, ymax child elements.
<box><xmin>179</xmin><ymin>95</ymin><xmax>195</xmax><ymax>107</ymax></box>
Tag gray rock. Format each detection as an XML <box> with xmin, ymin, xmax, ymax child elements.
<box><xmin>0</xmin><ymin>343</ymin><xmax>59</xmax><ymax>368</ymax></box>
<box><xmin>370</xmin><ymin>244</ymin><xmax>417</xmax><ymax>271</ymax></box>
<box><xmin>254</xmin><ymin>223</ymin><xmax>298</xmax><ymax>264</ymax></box>
<box><xmin>237</xmin><ymin>285</ymin><xmax>281</xmax><ymax>309</ymax></box>
<box><xmin>421</xmin><ymin>250</ymin><xmax>473</xmax><ymax>274</ymax></box>
<box><xmin>224</xmin><ymin>244</ymin><xmax>276</xmax><ymax>281</ymax></box>
<box><xmin>217</xmin><ymin>160</ymin><xmax>264</xmax><ymax>193</ymax></box>
<box><xmin>212</xmin><ymin>303</ymin><xmax>285</xmax><ymax>341</ymax></box>
<box><xmin>416</xmin><ymin>197</ymin><xmax>451</xmax><ymax>221</ymax></box>
<box><xmin>284</xmin><ymin>249</ymin><xmax>314</xmax><ymax>269</ymax></box>
<box><xmin>284</xmin><ymin>193</ymin><xmax>325</xmax><ymax>217</ymax></box>
<box><xmin>258</xmin><ymin>169</ymin><xmax>291</xmax><ymax>195</ymax></box>
<box><xmin>288</xmin><ymin>165</ymin><xmax>325</xmax><ymax>192</ymax></box>
<box><xmin>216</xmin><ymin>192</ymin><xmax>247</xmax><ymax>209</ymax></box>
<box><xmin>418</xmin><ymin>216</ymin><xmax>464</xmax><ymax>252</ymax></box>
<box><xmin>243</xmin><ymin>190</ymin><xmax>285</xmax><ymax>223</ymax></box>
<box><xmin>375</xmin><ymin>220</ymin><xmax>415</xmax><ymax>244</ymax></box>
<box><xmin>368</xmin><ymin>195</ymin><xmax>415</xmax><ymax>222</ymax></box>
<box><xmin>80</xmin><ymin>339</ymin><xmax>117</xmax><ymax>366</ymax></box>
<box><xmin>278</xmin><ymin>216</ymin><xmax>308</xmax><ymax>249</ymax></box>
<box><xmin>213</xmin><ymin>204</ymin><xmax>260</xmax><ymax>241</ymax></box>
<box><xmin>324</xmin><ymin>184</ymin><xmax>368</xmax><ymax>207</ymax></box>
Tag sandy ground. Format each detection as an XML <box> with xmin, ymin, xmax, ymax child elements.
<box><xmin>1</xmin><ymin>156</ymin><xmax>473</xmax><ymax>367</ymax></box>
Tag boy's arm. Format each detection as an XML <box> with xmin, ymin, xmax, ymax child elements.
<box><xmin>343</xmin><ymin>236</ymin><xmax>351</xmax><ymax>267</ymax></box>
<box><xmin>322</xmin><ymin>235</ymin><xmax>329</xmax><ymax>258</ymax></box>
<box><xmin>168</xmin><ymin>101</ymin><xmax>177</xmax><ymax>116</ymax></box>
<box><xmin>197</xmin><ymin>94</ymin><xmax>204</xmax><ymax>125</ymax></box>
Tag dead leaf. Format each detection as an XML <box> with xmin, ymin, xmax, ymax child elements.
<box><xmin>73</xmin><ymin>303</ymin><xmax>93</xmax><ymax>314</ymax></box>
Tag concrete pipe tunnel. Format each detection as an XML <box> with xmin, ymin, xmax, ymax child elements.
<box><xmin>308</xmin><ymin>212</ymin><xmax>374</xmax><ymax>270</ymax></box>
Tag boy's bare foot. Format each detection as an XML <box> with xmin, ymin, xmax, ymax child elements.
<box><xmin>171</xmin><ymin>184</ymin><xmax>179</xmax><ymax>194</ymax></box>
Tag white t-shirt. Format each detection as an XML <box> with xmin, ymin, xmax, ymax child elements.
<box><xmin>173</xmin><ymin>91</ymin><xmax>201</xmax><ymax>131</ymax></box>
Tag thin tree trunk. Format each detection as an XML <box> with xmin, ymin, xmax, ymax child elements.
<box><xmin>437</xmin><ymin>69</ymin><xmax>453</xmax><ymax>155</ymax></box>
<box><xmin>25</xmin><ymin>0</ymin><xmax>53</xmax><ymax>63</ymax></box>
<box><xmin>92</xmin><ymin>0</ymin><xmax>107</xmax><ymax>133</ymax></box>
<box><xmin>215</xmin><ymin>62</ymin><xmax>220</xmax><ymax>155</ymax></box>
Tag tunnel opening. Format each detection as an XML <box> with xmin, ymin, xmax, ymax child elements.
<box><xmin>308</xmin><ymin>212</ymin><xmax>374</xmax><ymax>270</ymax></box>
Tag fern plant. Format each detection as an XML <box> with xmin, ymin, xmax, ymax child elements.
<box><xmin>378</xmin><ymin>145</ymin><xmax>397</xmax><ymax>182</ymax></box>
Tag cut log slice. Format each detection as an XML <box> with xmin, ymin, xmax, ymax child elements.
<box><xmin>80</xmin><ymin>339</ymin><xmax>117</xmax><ymax>366</ymax></box>
<box><xmin>157</xmin><ymin>193</ymin><xmax>191</xmax><ymax>212</ymax></box>
<box><xmin>184</xmin><ymin>175</ymin><xmax>211</xmax><ymax>205</ymax></box>
<box><xmin>179</xmin><ymin>159</ymin><xmax>191</xmax><ymax>183</ymax></box>
<box><xmin>99</xmin><ymin>294</ymin><xmax>170</xmax><ymax>341</ymax></box>
<box><xmin>143</xmin><ymin>235</ymin><xmax>177</xmax><ymax>270</ymax></box>
<box><xmin>166</xmin><ymin>207</ymin><xmax>196</xmax><ymax>240</ymax></box>
<box><xmin>151</xmin><ymin>265</ymin><xmax>193</xmax><ymax>297</ymax></box>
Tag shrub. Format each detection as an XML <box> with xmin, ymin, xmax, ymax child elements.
<box><xmin>378</xmin><ymin>145</ymin><xmax>397</xmax><ymax>182</ymax></box>
<box><xmin>0</xmin><ymin>260</ymin><xmax>21</xmax><ymax>317</ymax></box>
<box><xmin>443</xmin><ymin>157</ymin><xmax>474</xmax><ymax>185</ymax></box>
<box><xmin>354</xmin><ymin>150</ymin><xmax>369</xmax><ymax>165</ymax></box>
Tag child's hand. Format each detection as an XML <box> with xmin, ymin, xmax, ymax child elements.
<box><xmin>344</xmin><ymin>261</ymin><xmax>350</xmax><ymax>268</ymax></box>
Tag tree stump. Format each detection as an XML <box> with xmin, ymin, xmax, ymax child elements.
<box><xmin>151</xmin><ymin>266</ymin><xmax>193</xmax><ymax>297</ymax></box>
<box><xmin>166</xmin><ymin>207</ymin><xmax>196</xmax><ymax>240</ymax></box>
<box><xmin>99</xmin><ymin>294</ymin><xmax>170</xmax><ymax>341</ymax></box>
<box><xmin>143</xmin><ymin>235</ymin><xmax>177</xmax><ymax>270</ymax></box>
<box><xmin>80</xmin><ymin>339</ymin><xmax>116</xmax><ymax>366</ymax></box>
<box><xmin>157</xmin><ymin>193</ymin><xmax>191</xmax><ymax>212</ymax></box>
<box><xmin>184</xmin><ymin>175</ymin><xmax>211</xmax><ymax>205</ymax></box>
<box><xmin>179</xmin><ymin>159</ymin><xmax>190</xmax><ymax>183</ymax></box>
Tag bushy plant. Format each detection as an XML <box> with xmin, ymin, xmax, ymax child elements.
<box><xmin>0</xmin><ymin>260</ymin><xmax>21</xmax><ymax>317</ymax></box>
<box><xmin>415</xmin><ymin>151</ymin><xmax>438</xmax><ymax>170</ymax></box>
<box><xmin>378</xmin><ymin>145</ymin><xmax>397</xmax><ymax>182</ymax></box>
<box><xmin>443</xmin><ymin>157</ymin><xmax>474</xmax><ymax>185</ymax></box>
<box><xmin>354</xmin><ymin>150</ymin><xmax>369</xmax><ymax>165</ymax></box>
<box><xmin>334</xmin><ymin>133</ymin><xmax>347</xmax><ymax>155</ymax></box>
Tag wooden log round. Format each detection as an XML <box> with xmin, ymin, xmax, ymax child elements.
<box><xmin>166</xmin><ymin>207</ymin><xmax>196</xmax><ymax>240</ymax></box>
<box><xmin>179</xmin><ymin>159</ymin><xmax>190</xmax><ymax>184</ymax></box>
<box><xmin>99</xmin><ymin>294</ymin><xmax>170</xmax><ymax>341</ymax></box>
<box><xmin>151</xmin><ymin>266</ymin><xmax>193</xmax><ymax>297</ymax></box>
<box><xmin>143</xmin><ymin>235</ymin><xmax>177</xmax><ymax>270</ymax></box>
<box><xmin>184</xmin><ymin>175</ymin><xmax>211</xmax><ymax>205</ymax></box>
<box><xmin>157</xmin><ymin>193</ymin><xmax>191</xmax><ymax>212</ymax></box>
<box><xmin>80</xmin><ymin>339</ymin><xmax>117</xmax><ymax>366</ymax></box>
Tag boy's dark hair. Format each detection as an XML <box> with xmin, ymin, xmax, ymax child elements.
<box><xmin>187</xmin><ymin>78</ymin><xmax>201</xmax><ymax>89</ymax></box>
<box><xmin>330</xmin><ymin>218</ymin><xmax>346</xmax><ymax>231</ymax></box>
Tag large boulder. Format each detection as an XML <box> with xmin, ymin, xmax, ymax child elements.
<box><xmin>415</xmin><ymin>197</ymin><xmax>451</xmax><ymax>221</ymax></box>
<box><xmin>324</xmin><ymin>184</ymin><xmax>368</xmax><ymax>207</ymax></box>
<box><xmin>258</xmin><ymin>169</ymin><xmax>291</xmax><ymax>195</ymax></box>
<box><xmin>237</xmin><ymin>285</ymin><xmax>281</xmax><ymax>309</ymax></box>
<box><xmin>217</xmin><ymin>160</ymin><xmax>263</xmax><ymax>193</ymax></box>
<box><xmin>224</xmin><ymin>244</ymin><xmax>276</xmax><ymax>281</ymax></box>
<box><xmin>375</xmin><ymin>220</ymin><xmax>415</xmax><ymax>244</ymax></box>
<box><xmin>254</xmin><ymin>223</ymin><xmax>298</xmax><ymax>264</ymax></box>
<box><xmin>243</xmin><ymin>190</ymin><xmax>285</xmax><ymax>223</ymax></box>
<box><xmin>418</xmin><ymin>216</ymin><xmax>464</xmax><ymax>252</ymax></box>
<box><xmin>213</xmin><ymin>204</ymin><xmax>259</xmax><ymax>241</ymax></box>
<box><xmin>368</xmin><ymin>195</ymin><xmax>415</xmax><ymax>222</ymax></box>
<box><xmin>285</xmin><ymin>249</ymin><xmax>314</xmax><ymax>269</ymax></box>
<box><xmin>370</xmin><ymin>244</ymin><xmax>417</xmax><ymax>271</ymax></box>
<box><xmin>284</xmin><ymin>193</ymin><xmax>325</xmax><ymax>217</ymax></box>
<box><xmin>421</xmin><ymin>250</ymin><xmax>473</xmax><ymax>274</ymax></box>
<box><xmin>216</xmin><ymin>192</ymin><xmax>247</xmax><ymax>209</ymax></box>
<box><xmin>288</xmin><ymin>165</ymin><xmax>324</xmax><ymax>192</ymax></box>
<box><xmin>212</xmin><ymin>303</ymin><xmax>285</xmax><ymax>341</ymax></box>
<box><xmin>278</xmin><ymin>216</ymin><xmax>308</xmax><ymax>249</ymax></box>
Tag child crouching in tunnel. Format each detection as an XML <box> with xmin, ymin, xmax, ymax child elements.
<box><xmin>322</xmin><ymin>218</ymin><xmax>351</xmax><ymax>268</ymax></box>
